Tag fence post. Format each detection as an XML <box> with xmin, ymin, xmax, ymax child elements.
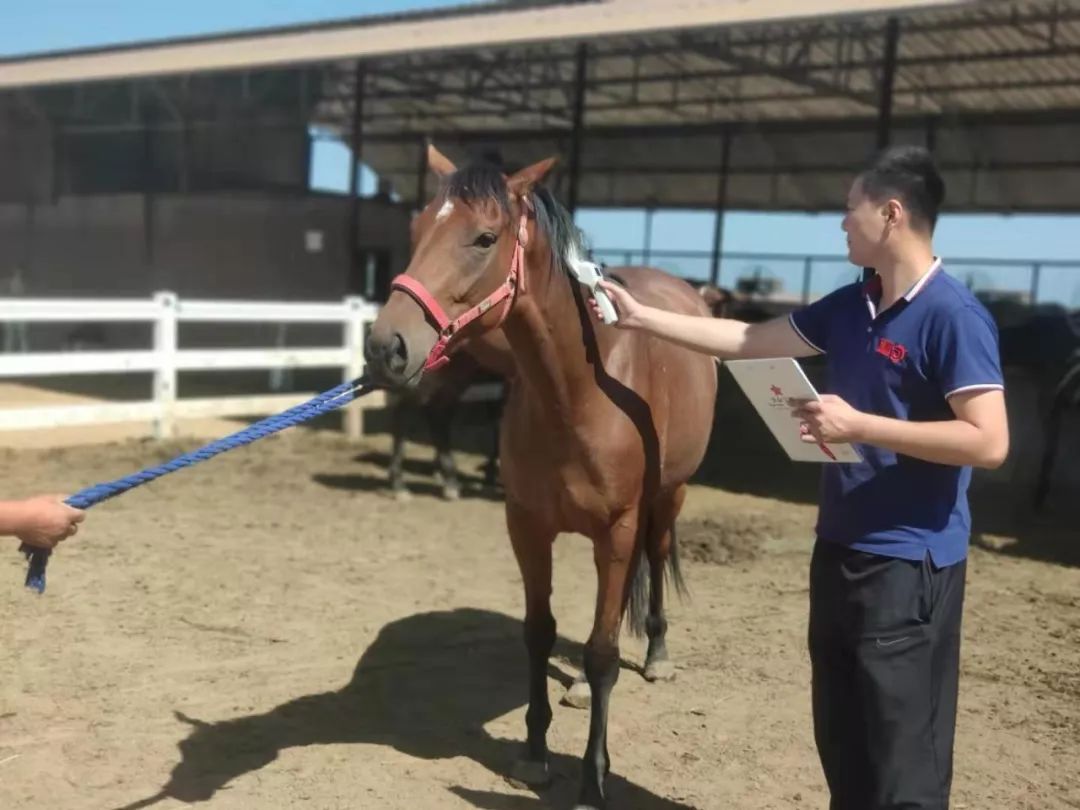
<box><xmin>1029</xmin><ymin>262</ymin><xmax>1043</xmax><ymax>305</ymax></box>
<box><xmin>801</xmin><ymin>257</ymin><xmax>813</xmax><ymax>304</ymax></box>
<box><xmin>343</xmin><ymin>296</ymin><xmax>367</xmax><ymax>441</ymax></box>
<box><xmin>152</xmin><ymin>291</ymin><xmax>178</xmax><ymax>440</ymax></box>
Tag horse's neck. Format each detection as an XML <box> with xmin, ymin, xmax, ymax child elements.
<box><xmin>502</xmin><ymin>241</ymin><xmax>594</xmax><ymax>426</ymax></box>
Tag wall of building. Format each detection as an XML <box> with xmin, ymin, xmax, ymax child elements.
<box><xmin>0</xmin><ymin>190</ymin><xmax>411</xmax><ymax>348</ymax></box>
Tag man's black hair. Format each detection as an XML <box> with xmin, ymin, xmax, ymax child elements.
<box><xmin>860</xmin><ymin>145</ymin><xmax>946</xmax><ymax>232</ymax></box>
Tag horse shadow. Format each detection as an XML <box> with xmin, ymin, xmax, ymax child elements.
<box><xmin>114</xmin><ymin>608</ymin><xmax>695</xmax><ymax>810</ymax></box>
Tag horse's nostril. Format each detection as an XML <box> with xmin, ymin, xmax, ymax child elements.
<box><xmin>363</xmin><ymin>339</ymin><xmax>379</xmax><ymax>364</ymax></box>
<box><xmin>387</xmin><ymin>332</ymin><xmax>409</xmax><ymax>375</ymax></box>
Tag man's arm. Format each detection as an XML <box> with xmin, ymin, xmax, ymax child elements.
<box><xmin>596</xmin><ymin>280</ymin><xmax>820</xmax><ymax>359</ymax></box>
<box><xmin>795</xmin><ymin>389</ymin><xmax>1009</xmax><ymax>469</ymax></box>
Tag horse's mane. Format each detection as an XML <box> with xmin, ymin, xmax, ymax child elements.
<box><xmin>444</xmin><ymin>162</ymin><xmax>591</xmax><ymax>275</ymax></box>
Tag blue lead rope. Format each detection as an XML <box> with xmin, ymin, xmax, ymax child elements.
<box><xmin>20</xmin><ymin>377</ymin><xmax>374</xmax><ymax>593</ymax></box>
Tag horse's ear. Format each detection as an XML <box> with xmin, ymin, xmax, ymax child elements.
<box><xmin>427</xmin><ymin>144</ymin><xmax>457</xmax><ymax>178</ymax></box>
<box><xmin>507</xmin><ymin>157</ymin><xmax>557</xmax><ymax>197</ymax></box>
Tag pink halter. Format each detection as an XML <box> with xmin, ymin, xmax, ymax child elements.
<box><xmin>391</xmin><ymin>199</ymin><xmax>530</xmax><ymax>372</ymax></box>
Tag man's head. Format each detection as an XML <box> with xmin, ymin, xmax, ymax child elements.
<box><xmin>842</xmin><ymin>145</ymin><xmax>945</xmax><ymax>268</ymax></box>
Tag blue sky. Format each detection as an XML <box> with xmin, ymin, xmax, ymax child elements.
<box><xmin>0</xmin><ymin>1</ymin><xmax>483</xmax><ymax>56</ymax></box>
<box><xmin>4</xmin><ymin>0</ymin><xmax>1078</xmax><ymax>306</ymax></box>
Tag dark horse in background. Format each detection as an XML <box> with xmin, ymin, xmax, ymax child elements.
<box><xmin>991</xmin><ymin>301</ymin><xmax>1080</xmax><ymax>507</ymax></box>
<box><xmin>364</xmin><ymin>146</ymin><xmax>718</xmax><ymax>810</ymax></box>
<box><xmin>385</xmin><ymin>348</ymin><xmax>506</xmax><ymax>500</ymax></box>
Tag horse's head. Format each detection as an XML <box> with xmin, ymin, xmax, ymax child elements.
<box><xmin>364</xmin><ymin>145</ymin><xmax>555</xmax><ymax>388</ymax></box>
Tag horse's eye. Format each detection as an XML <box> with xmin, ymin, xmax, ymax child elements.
<box><xmin>473</xmin><ymin>232</ymin><xmax>498</xmax><ymax>249</ymax></box>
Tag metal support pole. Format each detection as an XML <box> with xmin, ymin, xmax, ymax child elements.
<box><xmin>300</xmin><ymin>127</ymin><xmax>312</xmax><ymax>193</ymax></box>
<box><xmin>867</xmin><ymin>18</ymin><xmax>901</xmax><ymax>284</ymax></box>
<box><xmin>348</xmin><ymin>60</ymin><xmax>366</xmax><ymax>281</ymax></box>
<box><xmin>140</xmin><ymin>91</ymin><xmax>157</xmax><ymax>281</ymax></box>
<box><xmin>50</xmin><ymin>122</ymin><xmax>63</xmax><ymax>202</ymax></box>
<box><xmin>1030</xmin><ymin>262</ymin><xmax>1043</xmax><ymax>305</ymax></box>
<box><xmin>876</xmin><ymin>17</ymin><xmax>901</xmax><ymax>150</ymax></box>
<box><xmin>415</xmin><ymin>136</ymin><xmax>429</xmax><ymax>212</ymax></box>
<box><xmin>709</xmin><ymin>130</ymin><xmax>731</xmax><ymax>287</ymax></box>
<box><xmin>567</xmin><ymin>43</ymin><xmax>588</xmax><ymax>217</ymax></box>
<box><xmin>643</xmin><ymin>207</ymin><xmax>655</xmax><ymax>266</ymax></box>
<box><xmin>801</xmin><ymin>257</ymin><xmax>813</xmax><ymax>304</ymax></box>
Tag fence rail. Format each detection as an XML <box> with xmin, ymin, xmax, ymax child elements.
<box><xmin>0</xmin><ymin>292</ymin><xmax>387</xmax><ymax>440</ymax></box>
<box><xmin>591</xmin><ymin>248</ymin><xmax>1080</xmax><ymax>308</ymax></box>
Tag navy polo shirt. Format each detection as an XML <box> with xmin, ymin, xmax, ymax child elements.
<box><xmin>788</xmin><ymin>260</ymin><xmax>1004</xmax><ymax>567</ymax></box>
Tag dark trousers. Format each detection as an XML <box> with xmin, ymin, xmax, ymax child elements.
<box><xmin>808</xmin><ymin>540</ymin><xmax>966</xmax><ymax>810</ymax></box>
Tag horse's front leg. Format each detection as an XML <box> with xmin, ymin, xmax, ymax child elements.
<box><xmin>575</xmin><ymin>518</ymin><xmax>639</xmax><ymax>810</ymax></box>
<box><xmin>426</xmin><ymin>400</ymin><xmax>461</xmax><ymax>501</ymax></box>
<box><xmin>506</xmin><ymin>502</ymin><xmax>557</xmax><ymax>788</ymax></box>
<box><xmin>388</xmin><ymin>393</ymin><xmax>409</xmax><ymax>500</ymax></box>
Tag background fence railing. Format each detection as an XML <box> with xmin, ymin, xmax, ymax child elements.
<box><xmin>0</xmin><ymin>293</ymin><xmax>384</xmax><ymax>440</ymax></box>
<box><xmin>591</xmin><ymin>249</ymin><xmax>1080</xmax><ymax>308</ymax></box>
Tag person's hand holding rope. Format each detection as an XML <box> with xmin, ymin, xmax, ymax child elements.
<box><xmin>1</xmin><ymin>496</ymin><xmax>85</xmax><ymax>550</ymax></box>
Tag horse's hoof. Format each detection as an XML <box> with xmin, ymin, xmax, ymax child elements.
<box><xmin>442</xmin><ymin>485</ymin><xmax>461</xmax><ymax>501</ymax></box>
<box><xmin>507</xmin><ymin>758</ymin><xmax>550</xmax><ymax>789</ymax></box>
<box><xmin>392</xmin><ymin>488</ymin><xmax>412</xmax><ymax>502</ymax></box>
<box><xmin>643</xmin><ymin>658</ymin><xmax>677</xmax><ymax>683</ymax></box>
<box><xmin>560</xmin><ymin>679</ymin><xmax>592</xmax><ymax>709</ymax></box>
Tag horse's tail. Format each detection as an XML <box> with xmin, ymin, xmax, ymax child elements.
<box><xmin>625</xmin><ymin>513</ymin><xmax>688</xmax><ymax>638</ymax></box>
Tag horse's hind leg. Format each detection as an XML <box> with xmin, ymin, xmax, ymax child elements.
<box><xmin>643</xmin><ymin>485</ymin><xmax>687</xmax><ymax>683</ymax></box>
<box><xmin>506</xmin><ymin>503</ymin><xmax>557</xmax><ymax>788</ymax></box>
<box><xmin>1035</xmin><ymin>362</ymin><xmax>1080</xmax><ymax>509</ymax></box>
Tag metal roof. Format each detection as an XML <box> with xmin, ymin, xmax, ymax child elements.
<box><xmin>0</xmin><ymin>1</ymin><xmax>965</xmax><ymax>88</ymax></box>
<box><xmin>345</xmin><ymin>0</ymin><xmax>1080</xmax><ymax>212</ymax></box>
<box><xmin>4</xmin><ymin>0</ymin><xmax>1080</xmax><ymax>212</ymax></box>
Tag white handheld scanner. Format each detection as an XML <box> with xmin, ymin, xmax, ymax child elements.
<box><xmin>568</xmin><ymin>259</ymin><xmax>619</xmax><ymax>325</ymax></box>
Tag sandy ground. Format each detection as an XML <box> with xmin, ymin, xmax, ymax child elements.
<box><xmin>0</xmin><ymin>429</ymin><xmax>1078</xmax><ymax>810</ymax></box>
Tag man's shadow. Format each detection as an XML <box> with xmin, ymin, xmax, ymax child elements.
<box><xmin>116</xmin><ymin>608</ymin><xmax>696</xmax><ymax>810</ymax></box>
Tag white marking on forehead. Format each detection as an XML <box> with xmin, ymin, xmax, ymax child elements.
<box><xmin>436</xmin><ymin>199</ymin><xmax>455</xmax><ymax>222</ymax></box>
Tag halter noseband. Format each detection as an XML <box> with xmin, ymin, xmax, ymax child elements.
<box><xmin>390</xmin><ymin>197</ymin><xmax>531</xmax><ymax>372</ymax></box>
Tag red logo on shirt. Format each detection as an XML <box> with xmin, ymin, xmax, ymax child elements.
<box><xmin>876</xmin><ymin>338</ymin><xmax>907</xmax><ymax>364</ymax></box>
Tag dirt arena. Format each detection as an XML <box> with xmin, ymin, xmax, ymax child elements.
<box><xmin>1</xmin><ymin>428</ymin><xmax>1078</xmax><ymax>810</ymax></box>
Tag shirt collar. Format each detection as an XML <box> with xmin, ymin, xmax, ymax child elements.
<box><xmin>902</xmin><ymin>257</ymin><xmax>943</xmax><ymax>301</ymax></box>
<box><xmin>863</xmin><ymin>257</ymin><xmax>943</xmax><ymax>319</ymax></box>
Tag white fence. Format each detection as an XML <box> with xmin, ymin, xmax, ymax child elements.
<box><xmin>0</xmin><ymin>292</ymin><xmax>389</xmax><ymax>440</ymax></box>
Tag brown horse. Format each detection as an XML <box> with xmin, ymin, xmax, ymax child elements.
<box><xmin>364</xmin><ymin>146</ymin><xmax>717</xmax><ymax>809</ymax></box>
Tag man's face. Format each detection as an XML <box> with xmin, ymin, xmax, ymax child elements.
<box><xmin>841</xmin><ymin>176</ymin><xmax>890</xmax><ymax>268</ymax></box>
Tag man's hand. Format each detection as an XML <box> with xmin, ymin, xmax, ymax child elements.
<box><xmin>792</xmin><ymin>395</ymin><xmax>867</xmax><ymax>444</ymax></box>
<box><xmin>11</xmin><ymin>496</ymin><xmax>86</xmax><ymax>550</ymax></box>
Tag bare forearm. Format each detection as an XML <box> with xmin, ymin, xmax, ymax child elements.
<box><xmin>633</xmin><ymin>306</ymin><xmax>809</xmax><ymax>359</ymax></box>
<box><xmin>0</xmin><ymin>501</ymin><xmax>30</xmax><ymax>536</ymax></box>
<box><xmin>632</xmin><ymin>306</ymin><xmax>747</xmax><ymax>356</ymax></box>
<box><xmin>856</xmin><ymin>415</ymin><xmax>1007</xmax><ymax>468</ymax></box>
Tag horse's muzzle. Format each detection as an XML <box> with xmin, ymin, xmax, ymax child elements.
<box><xmin>363</xmin><ymin>331</ymin><xmax>410</xmax><ymax>384</ymax></box>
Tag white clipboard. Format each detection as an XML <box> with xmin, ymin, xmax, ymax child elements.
<box><xmin>724</xmin><ymin>358</ymin><xmax>863</xmax><ymax>464</ymax></box>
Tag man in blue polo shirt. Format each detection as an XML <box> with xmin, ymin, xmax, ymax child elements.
<box><xmin>594</xmin><ymin>145</ymin><xmax>1009</xmax><ymax>809</ymax></box>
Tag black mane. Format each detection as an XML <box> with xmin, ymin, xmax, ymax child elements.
<box><xmin>444</xmin><ymin>162</ymin><xmax>590</xmax><ymax>272</ymax></box>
